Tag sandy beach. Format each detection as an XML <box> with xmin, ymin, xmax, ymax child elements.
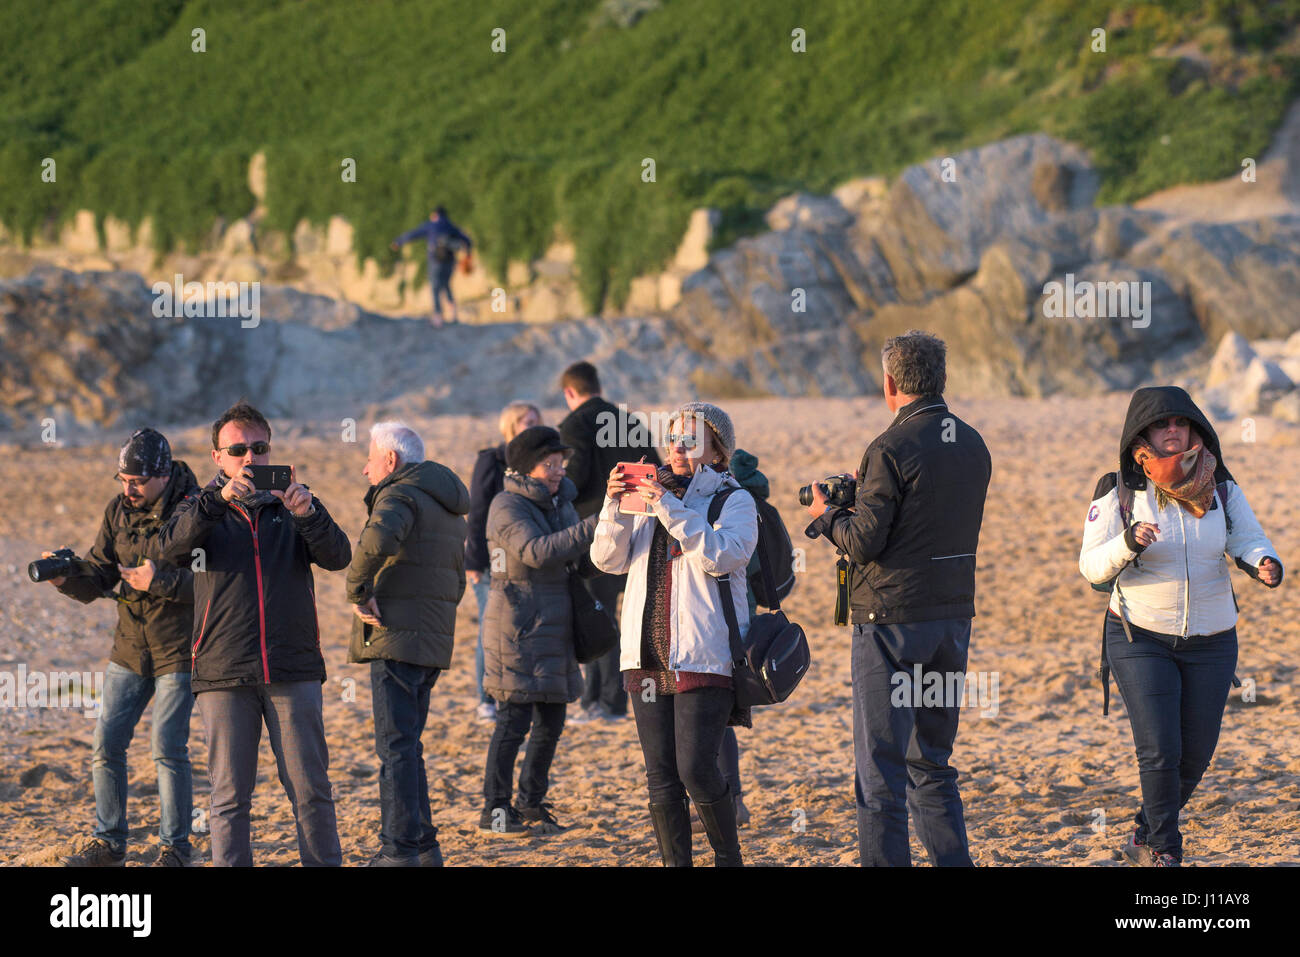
<box><xmin>2</xmin><ymin>394</ymin><xmax>1296</xmax><ymax>866</ymax></box>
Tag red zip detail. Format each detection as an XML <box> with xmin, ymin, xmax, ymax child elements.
<box><xmin>193</xmin><ymin>597</ymin><xmax>213</xmax><ymax>656</ymax></box>
<box><xmin>233</xmin><ymin>503</ymin><xmax>271</xmax><ymax>683</ymax></box>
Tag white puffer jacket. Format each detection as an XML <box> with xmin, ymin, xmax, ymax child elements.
<box><xmin>590</xmin><ymin>465</ymin><xmax>758</xmax><ymax>676</ymax></box>
<box><xmin>1079</xmin><ymin>477</ymin><xmax>1278</xmax><ymax>637</ymax></box>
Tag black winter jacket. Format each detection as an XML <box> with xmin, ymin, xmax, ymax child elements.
<box><xmin>57</xmin><ymin>460</ymin><xmax>200</xmax><ymax>677</ymax></box>
<box><xmin>805</xmin><ymin>396</ymin><xmax>992</xmax><ymax>625</ymax></box>
<box><xmin>151</xmin><ymin>476</ymin><xmax>352</xmax><ymax>693</ymax></box>
<box><xmin>465</xmin><ymin>443</ymin><xmax>507</xmax><ymax>573</ymax></box>
<box><xmin>559</xmin><ymin>396</ymin><xmax>661</xmax><ymax>519</ymax></box>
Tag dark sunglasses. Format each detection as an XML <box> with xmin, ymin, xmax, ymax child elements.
<box><xmin>217</xmin><ymin>441</ymin><xmax>270</xmax><ymax>456</ymax></box>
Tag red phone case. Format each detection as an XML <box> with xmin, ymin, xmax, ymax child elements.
<box><xmin>617</xmin><ymin>463</ymin><xmax>658</xmax><ymax>515</ymax></box>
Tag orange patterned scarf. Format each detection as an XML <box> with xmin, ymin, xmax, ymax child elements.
<box><xmin>1129</xmin><ymin>433</ymin><xmax>1218</xmax><ymax>517</ymax></box>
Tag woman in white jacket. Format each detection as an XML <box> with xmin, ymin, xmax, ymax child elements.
<box><xmin>1080</xmin><ymin>386</ymin><xmax>1282</xmax><ymax>867</ymax></box>
<box><xmin>590</xmin><ymin>401</ymin><xmax>757</xmax><ymax>867</ymax></box>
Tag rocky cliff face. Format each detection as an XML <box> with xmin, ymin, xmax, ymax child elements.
<box><xmin>3</xmin><ymin>111</ymin><xmax>1298</xmax><ymax>438</ymax></box>
<box><xmin>670</xmin><ymin>121</ymin><xmax>1300</xmax><ymax>399</ymax></box>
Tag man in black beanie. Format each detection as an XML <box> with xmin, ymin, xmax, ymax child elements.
<box><xmin>43</xmin><ymin>429</ymin><xmax>201</xmax><ymax>866</ymax></box>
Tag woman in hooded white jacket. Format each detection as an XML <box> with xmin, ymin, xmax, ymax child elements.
<box><xmin>1079</xmin><ymin>387</ymin><xmax>1282</xmax><ymax>868</ymax></box>
<box><xmin>590</xmin><ymin>402</ymin><xmax>757</xmax><ymax>867</ymax></box>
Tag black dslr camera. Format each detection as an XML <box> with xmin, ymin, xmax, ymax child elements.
<box><xmin>798</xmin><ymin>476</ymin><xmax>857</xmax><ymax>509</ymax></box>
<box><xmin>28</xmin><ymin>548</ymin><xmax>79</xmax><ymax>583</ymax></box>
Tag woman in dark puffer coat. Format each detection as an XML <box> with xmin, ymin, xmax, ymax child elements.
<box><xmin>480</xmin><ymin>426</ymin><xmax>597</xmax><ymax>836</ymax></box>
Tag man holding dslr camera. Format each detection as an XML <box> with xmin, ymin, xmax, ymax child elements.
<box><xmin>804</xmin><ymin>331</ymin><xmax>991</xmax><ymax>867</ymax></box>
<box><xmin>37</xmin><ymin>428</ymin><xmax>199</xmax><ymax>866</ymax></box>
<box><xmin>152</xmin><ymin>401</ymin><xmax>352</xmax><ymax>866</ymax></box>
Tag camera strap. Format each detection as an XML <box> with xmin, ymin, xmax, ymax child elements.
<box><xmin>834</xmin><ymin>555</ymin><xmax>850</xmax><ymax>626</ymax></box>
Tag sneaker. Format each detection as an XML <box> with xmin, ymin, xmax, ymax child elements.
<box><xmin>475</xmin><ymin>701</ymin><xmax>497</xmax><ymax>723</ymax></box>
<box><xmin>62</xmin><ymin>838</ymin><xmax>125</xmax><ymax>867</ymax></box>
<box><xmin>153</xmin><ymin>845</ymin><xmax>193</xmax><ymax>867</ymax></box>
<box><xmin>1122</xmin><ymin>828</ymin><xmax>1154</xmax><ymax>867</ymax></box>
<box><xmin>518</xmin><ymin>803</ymin><xmax>568</xmax><ymax>835</ymax></box>
<box><xmin>418</xmin><ymin>843</ymin><xmax>445</xmax><ymax>867</ymax></box>
<box><xmin>567</xmin><ymin>705</ymin><xmax>598</xmax><ymax>726</ymax></box>
<box><xmin>479</xmin><ymin>805</ymin><xmax>532</xmax><ymax>838</ymax></box>
<box><xmin>365</xmin><ymin>849</ymin><xmax>420</xmax><ymax>867</ymax></box>
<box><xmin>1152</xmin><ymin>852</ymin><xmax>1181</xmax><ymax>867</ymax></box>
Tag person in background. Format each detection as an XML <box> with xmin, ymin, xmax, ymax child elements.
<box><xmin>47</xmin><ymin>429</ymin><xmax>199</xmax><ymax>867</ymax></box>
<box><xmin>558</xmin><ymin>360</ymin><xmax>661</xmax><ymax>724</ymax></box>
<box><xmin>390</xmin><ymin>205</ymin><xmax>473</xmax><ymax>326</ymax></box>
<box><xmin>347</xmin><ymin>422</ymin><xmax>469</xmax><ymax>867</ymax></box>
<box><xmin>466</xmin><ymin>401</ymin><xmax>541</xmax><ymax>723</ymax></box>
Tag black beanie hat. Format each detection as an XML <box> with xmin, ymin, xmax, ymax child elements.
<box><xmin>118</xmin><ymin>428</ymin><xmax>172</xmax><ymax>478</ymax></box>
<box><xmin>507</xmin><ymin>426</ymin><xmax>571</xmax><ymax>476</ymax></box>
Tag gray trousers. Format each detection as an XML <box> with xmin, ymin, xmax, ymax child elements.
<box><xmin>197</xmin><ymin>681</ymin><xmax>342</xmax><ymax>866</ymax></box>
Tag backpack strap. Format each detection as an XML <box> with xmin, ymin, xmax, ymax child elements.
<box><xmin>1216</xmin><ymin>480</ymin><xmax>1232</xmax><ymax>534</ymax></box>
<box><xmin>708</xmin><ymin>486</ymin><xmax>781</xmax><ymax>612</ymax></box>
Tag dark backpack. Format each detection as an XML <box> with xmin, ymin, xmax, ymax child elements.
<box><xmin>433</xmin><ymin>231</ymin><xmax>461</xmax><ymax>263</ymax></box>
<box><xmin>706</xmin><ymin>486</ymin><xmax>810</xmax><ymax>707</ymax></box>
<box><xmin>1093</xmin><ymin>472</ymin><xmax>1238</xmax><ymax>714</ymax></box>
<box><xmin>708</xmin><ymin>488</ymin><xmax>795</xmax><ymax>608</ymax></box>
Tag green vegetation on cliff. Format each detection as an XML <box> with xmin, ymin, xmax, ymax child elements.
<box><xmin>1</xmin><ymin>0</ymin><xmax>1296</xmax><ymax>311</ymax></box>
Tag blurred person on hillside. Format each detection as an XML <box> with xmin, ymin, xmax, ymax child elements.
<box><xmin>45</xmin><ymin>429</ymin><xmax>199</xmax><ymax>867</ymax></box>
<box><xmin>390</xmin><ymin>205</ymin><xmax>473</xmax><ymax>327</ymax></box>
<box><xmin>558</xmin><ymin>360</ymin><xmax>661</xmax><ymax>725</ymax></box>
<box><xmin>591</xmin><ymin>403</ymin><xmax>758</xmax><ymax>866</ymax></box>
<box><xmin>1080</xmin><ymin>386</ymin><xmax>1282</xmax><ymax>867</ymax></box>
<box><xmin>466</xmin><ymin>401</ymin><xmax>542</xmax><ymax>723</ymax></box>
<box><xmin>152</xmin><ymin>401</ymin><xmax>352</xmax><ymax>866</ymax></box>
<box><xmin>480</xmin><ymin>426</ymin><xmax>599</xmax><ymax>836</ymax></box>
<box><xmin>805</xmin><ymin>330</ymin><xmax>992</xmax><ymax>867</ymax></box>
<box><xmin>346</xmin><ymin>422</ymin><xmax>469</xmax><ymax>866</ymax></box>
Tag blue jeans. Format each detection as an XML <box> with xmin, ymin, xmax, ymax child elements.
<box><xmin>371</xmin><ymin>659</ymin><xmax>443</xmax><ymax>859</ymax></box>
<box><xmin>852</xmin><ymin>619</ymin><xmax>974</xmax><ymax>867</ymax></box>
<box><xmin>92</xmin><ymin>661</ymin><xmax>193</xmax><ymax>852</ymax></box>
<box><xmin>429</xmin><ymin>258</ymin><xmax>455</xmax><ymax>316</ymax></box>
<box><xmin>1105</xmin><ymin>614</ymin><xmax>1237</xmax><ymax>861</ymax></box>
<box><xmin>472</xmin><ymin>576</ymin><xmax>492</xmax><ymax>705</ymax></box>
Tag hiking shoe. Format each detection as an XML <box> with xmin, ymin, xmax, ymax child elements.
<box><xmin>418</xmin><ymin>843</ymin><xmax>445</xmax><ymax>867</ymax></box>
<box><xmin>475</xmin><ymin>701</ymin><xmax>497</xmax><ymax>723</ymax></box>
<box><xmin>1152</xmin><ymin>852</ymin><xmax>1181</xmax><ymax>867</ymax></box>
<box><xmin>62</xmin><ymin>839</ymin><xmax>125</xmax><ymax>867</ymax></box>
<box><xmin>1122</xmin><ymin>828</ymin><xmax>1154</xmax><ymax>866</ymax></box>
<box><xmin>479</xmin><ymin>805</ymin><xmax>532</xmax><ymax>837</ymax></box>
<box><xmin>518</xmin><ymin>803</ymin><xmax>568</xmax><ymax>835</ymax></box>
<box><xmin>153</xmin><ymin>845</ymin><xmax>193</xmax><ymax>867</ymax></box>
<box><xmin>365</xmin><ymin>849</ymin><xmax>420</xmax><ymax>867</ymax></box>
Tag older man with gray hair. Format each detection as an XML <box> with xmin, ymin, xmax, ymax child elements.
<box><xmin>347</xmin><ymin>421</ymin><xmax>470</xmax><ymax>865</ymax></box>
<box><xmin>804</xmin><ymin>330</ymin><xmax>992</xmax><ymax>867</ymax></box>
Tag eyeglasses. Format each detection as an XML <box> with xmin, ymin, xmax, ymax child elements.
<box><xmin>217</xmin><ymin>441</ymin><xmax>270</xmax><ymax>456</ymax></box>
<box><xmin>664</xmin><ymin>433</ymin><xmax>699</xmax><ymax>448</ymax></box>
<box><xmin>115</xmin><ymin>474</ymin><xmax>152</xmax><ymax>489</ymax></box>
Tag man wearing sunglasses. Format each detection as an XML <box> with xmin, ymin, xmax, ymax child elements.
<box><xmin>153</xmin><ymin>401</ymin><xmax>352</xmax><ymax>866</ymax></box>
<box><xmin>43</xmin><ymin>428</ymin><xmax>200</xmax><ymax>867</ymax></box>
